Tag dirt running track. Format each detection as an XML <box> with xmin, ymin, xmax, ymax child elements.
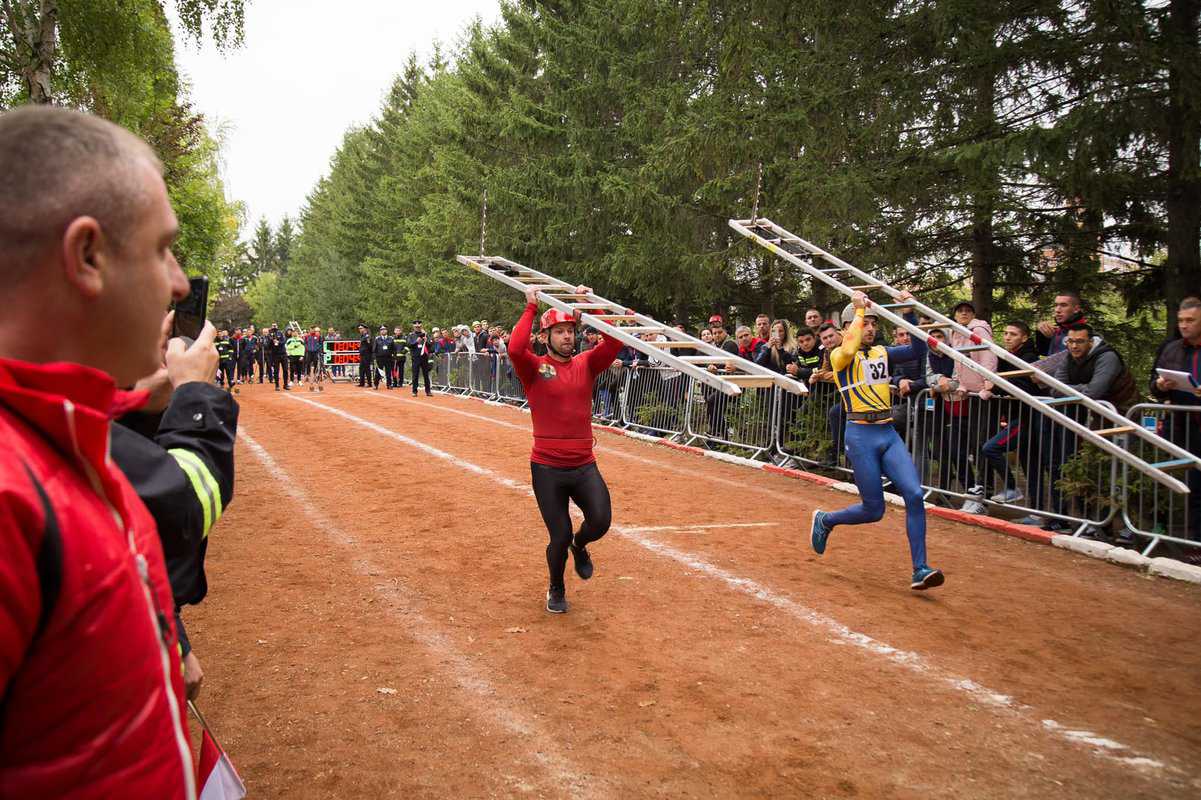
<box><xmin>184</xmin><ymin>382</ymin><xmax>1201</xmax><ymax>799</ymax></box>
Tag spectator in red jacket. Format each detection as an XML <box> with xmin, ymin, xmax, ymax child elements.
<box><xmin>0</xmin><ymin>106</ymin><xmax>199</xmax><ymax>799</ymax></box>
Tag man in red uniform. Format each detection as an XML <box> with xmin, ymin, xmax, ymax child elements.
<box><xmin>509</xmin><ymin>287</ymin><xmax>624</xmax><ymax>613</ymax></box>
<box><xmin>0</xmin><ymin>106</ymin><xmax>199</xmax><ymax>798</ymax></box>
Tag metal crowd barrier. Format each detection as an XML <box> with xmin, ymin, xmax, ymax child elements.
<box><xmin>904</xmin><ymin>389</ymin><xmax>1119</xmax><ymax>532</ymax></box>
<box><xmin>683</xmin><ymin>376</ymin><xmax>778</xmax><ymax>459</ymax></box>
<box><xmin>775</xmin><ymin>380</ymin><xmax>853</xmax><ymax>474</ymax></box>
<box><xmin>443</xmin><ymin>352</ymin><xmax>473</xmax><ymax>395</ymax></box>
<box><xmin>417</xmin><ymin>349</ymin><xmax>1198</xmax><ymax>547</ymax></box>
<box><xmin>495</xmin><ymin>354</ymin><xmax>527</xmax><ymax>406</ymax></box>
<box><xmin>620</xmin><ymin>365</ymin><xmax>691</xmax><ymax>439</ymax></box>
<box><xmin>592</xmin><ymin>362</ymin><xmax>624</xmax><ymax>425</ymax></box>
<box><xmin>1122</xmin><ymin>403</ymin><xmax>1201</xmax><ymax>555</ymax></box>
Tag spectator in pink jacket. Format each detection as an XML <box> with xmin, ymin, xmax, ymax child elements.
<box><xmin>948</xmin><ymin>302</ymin><xmax>998</xmax><ymax>514</ymax></box>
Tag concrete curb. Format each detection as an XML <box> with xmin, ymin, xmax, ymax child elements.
<box><xmin>447</xmin><ymin>394</ymin><xmax>1201</xmax><ymax>587</ymax></box>
<box><xmin>1148</xmin><ymin>557</ymin><xmax>1201</xmax><ymax>584</ymax></box>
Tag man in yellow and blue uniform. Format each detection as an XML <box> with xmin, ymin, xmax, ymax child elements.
<box><xmin>810</xmin><ymin>290</ymin><xmax>945</xmax><ymax>591</ymax></box>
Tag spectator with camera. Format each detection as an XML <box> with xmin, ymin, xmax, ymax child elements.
<box><xmin>0</xmin><ymin>105</ymin><xmax>197</xmax><ymax>798</ymax></box>
<box><xmin>408</xmin><ymin>320</ymin><xmax>434</xmax><ymax>396</ymax></box>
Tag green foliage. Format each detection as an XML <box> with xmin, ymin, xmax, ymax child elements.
<box><xmin>0</xmin><ymin>0</ymin><xmax>245</xmax><ymax>291</ymax></box>
<box><xmin>258</xmin><ymin>0</ymin><xmax>1195</xmax><ymax>365</ymax></box>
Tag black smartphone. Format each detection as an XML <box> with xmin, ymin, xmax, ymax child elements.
<box><xmin>172</xmin><ymin>276</ymin><xmax>209</xmax><ymax>340</ymax></box>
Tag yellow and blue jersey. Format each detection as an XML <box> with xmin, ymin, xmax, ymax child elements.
<box><xmin>830</xmin><ymin>310</ymin><xmax>927</xmax><ymax>419</ymax></box>
<box><xmin>834</xmin><ymin>344</ymin><xmax>894</xmax><ymax>414</ymax></box>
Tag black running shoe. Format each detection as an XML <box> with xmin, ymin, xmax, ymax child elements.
<box><xmin>546</xmin><ymin>586</ymin><xmax>568</xmax><ymax>614</ymax></box>
<box><xmin>570</xmin><ymin>543</ymin><xmax>593</xmax><ymax>580</ymax></box>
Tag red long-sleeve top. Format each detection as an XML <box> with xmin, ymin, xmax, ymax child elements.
<box><xmin>509</xmin><ymin>303</ymin><xmax>624</xmax><ymax>467</ymax></box>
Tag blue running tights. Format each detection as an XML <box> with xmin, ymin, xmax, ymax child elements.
<box><xmin>824</xmin><ymin>422</ymin><xmax>928</xmax><ymax>570</ymax></box>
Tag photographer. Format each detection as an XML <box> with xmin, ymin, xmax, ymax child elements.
<box><xmin>115</xmin><ymin>315</ymin><xmax>238</xmax><ymax>702</ymax></box>
<box><xmin>407</xmin><ymin>320</ymin><xmax>433</xmax><ymax>396</ymax></box>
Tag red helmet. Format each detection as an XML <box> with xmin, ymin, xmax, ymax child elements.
<box><xmin>540</xmin><ymin>308</ymin><xmax>576</xmax><ymax>330</ymax></box>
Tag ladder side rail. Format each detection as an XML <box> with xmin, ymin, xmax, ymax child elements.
<box><xmin>459</xmin><ymin>254</ymin><xmax>807</xmax><ymax>397</ymax></box>
<box><xmin>731</xmin><ymin>219</ymin><xmax>1201</xmax><ymax>470</ymax></box>
<box><xmin>862</xmin><ymin>303</ymin><xmax>1191</xmax><ymax>493</ymax></box>
<box><xmin>459</xmin><ymin>254</ymin><xmax>744</xmax><ymax>396</ymax></box>
<box><xmin>729</xmin><ymin>220</ymin><xmax>1201</xmax><ymax>491</ymax></box>
<box><xmin>734</xmin><ymin>217</ymin><xmax>1185</xmax><ymax>454</ymax></box>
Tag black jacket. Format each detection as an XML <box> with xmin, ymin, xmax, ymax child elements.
<box><xmin>997</xmin><ymin>339</ymin><xmax>1040</xmax><ymax>397</ymax></box>
<box><xmin>1151</xmin><ymin>337</ymin><xmax>1201</xmax><ymax>407</ymax></box>
<box><xmin>359</xmin><ymin>332</ymin><xmax>373</xmax><ymax>355</ymax></box>
<box><xmin>267</xmin><ymin>329</ymin><xmax>286</xmax><ymax>354</ymax></box>
<box><xmin>373</xmin><ymin>335</ymin><xmax>395</xmax><ymax>359</ymax></box>
<box><xmin>112</xmin><ymin>382</ymin><xmax>238</xmax><ymax>656</ymax></box>
<box><xmin>407</xmin><ymin>332</ymin><xmax>431</xmax><ymax>360</ymax></box>
<box><xmin>1035</xmin><ymin>311</ymin><xmax>1086</xmax><ymax>357</ymax></box>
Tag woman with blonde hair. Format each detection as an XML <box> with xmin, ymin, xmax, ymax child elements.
<box><xmin>756</xmin><ymin>319</ymin><xmax>798</xmax><ymax>374</ymax></box>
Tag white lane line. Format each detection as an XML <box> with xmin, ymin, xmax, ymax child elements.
<box><xmin>287</xmin><ymin>393</ymin><xmax>1179</xmax><ymax>778</ymax></box>
<box><xmin>359</xmin><ymin>390</ymin><xmax>804</xmax><ymax>502</ymax></box>
<box><xmin>237</xmin><ymin>427</ymin><xmax>603</xmax><ymax>799</ymax></box>
<box><xmin>621</xmin><ymin>523</ymin><xmax>779</xmax><ymax>533</ymax></box>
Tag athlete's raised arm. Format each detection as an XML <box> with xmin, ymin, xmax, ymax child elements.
<box><xmin>507</xmin><ymin>289</ymin><xmax>540</xmax><ymax>385</ymax></box>
<box><xmin>831</xmin><ymin>291</ymin><xmax>868</xmax><ymax>371</ymax></box>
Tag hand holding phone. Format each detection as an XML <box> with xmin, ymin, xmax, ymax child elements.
<box><xmin>172</xmin><ymin>276</ymin><xmax>210</xmax><ymax>341</ymax></box>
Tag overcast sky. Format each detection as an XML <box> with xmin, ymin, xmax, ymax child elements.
<box><xmin>170</xmin><ymin>1</ymin><xmax>502</xmax><ymax>234</ymax></box>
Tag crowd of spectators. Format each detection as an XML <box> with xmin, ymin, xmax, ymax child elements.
<box><xmin>406</xmin><ymin>293</ymin><xmax>1200</xmax><ymax>544</ymax></box>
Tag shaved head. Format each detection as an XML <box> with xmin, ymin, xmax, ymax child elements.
<box><xmin>0</xmin><ymin>105</ymin><xmax>162</xmax><ymax>287</ymax></box>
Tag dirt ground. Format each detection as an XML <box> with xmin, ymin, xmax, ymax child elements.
<box><xmin>184</xmin><ymin>381</ymin><xmax>1201</xmax><ymax>799</ymax></box>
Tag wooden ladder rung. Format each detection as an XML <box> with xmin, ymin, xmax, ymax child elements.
<box><xmin>916</xmin><ymin>322</ymin><xmax>946</xmax><ymax>330</ymax></box>
<box><xmin>997</xmin><ymin>369</ymin><xmax>1034</xmax><ymax>377</ymax></box>
<box><xmin>849</xmin><ymin>283</ymin><xmax>883</xmax><ymax>291</ymax></box>
<box><xmin>1094</xmin><ymin>425</ymin><xmax>1136</xmax><ymax>436</ymax></box>
<box><xmin>591</xmin><ymin>314</ymin><xmax>638</xmax><ymax>322</ymax></box>
<box><xmin>648</xmin><ymin>340</ymin><xmax>699</xmax><ymax>348</ymax></box>
<box><xmin>679</xmin><ymin>355</ymin><xmax>735</xmax><ymax>364</ymax></box>
<box><xmin>723</xmin><ymin>375</ymin><xmax>777</xmax><ymax>388</ymax></box>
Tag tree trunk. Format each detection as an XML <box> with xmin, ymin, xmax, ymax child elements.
<box><xmin>20</xmin><ymin>0</ymin><xmax>57</xmax><ymax>104</ymax></box>
<box><xmin>967</xmin><ymin>26</ymin><xmax>998</xmax><ymax>321</ymax></box>
<box><xmin>970</xmin><ymin>199</ymin><xmax>995</xmax><ymax>321</ymax></box>
<box><xmin>1164</xmin><ymin>0</ymin><xmax>1201</xmax><ymax>331</ymax></box>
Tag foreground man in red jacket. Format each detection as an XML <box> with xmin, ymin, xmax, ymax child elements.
<box><xmin>509</xmin><ymin>286</ymin><xmax>624</xmax><ymax>614</ymax></box>
<box><xmin>0</xmin><ymin>106</ymin><xmax>198</xmax><ymax>798</ymax></box>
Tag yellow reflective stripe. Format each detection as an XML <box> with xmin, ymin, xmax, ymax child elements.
<box><xmin>170</xmin><ymin>448</ymin><xmax>223</xmax><ymax>522</ymax></box>
<box><xmin>168</xmin><ymin>449</ymin><xmax>214</xmax><ymax>535</ymax></box>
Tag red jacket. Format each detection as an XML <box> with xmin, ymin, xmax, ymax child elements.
<box><xmin>0</xmin><ymin>359</ymin><xmax>195</xmax><ymax>799</ymax></box>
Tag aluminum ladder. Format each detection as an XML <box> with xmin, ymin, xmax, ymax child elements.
<box><xmin>456</xmin><ymin>254</ymin><xmax>806</xmax><ymax>397</ymax></box>
<box><xmin>729</xmin><ymin>216</ymin><xmax>1201</xmax><ymax>494</ymax></box>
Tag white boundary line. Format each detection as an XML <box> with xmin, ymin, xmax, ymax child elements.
<box><xmin>282</xmin><ymin>393</ymin><xmax>1182</xmax><ymax>780</ymax></box>
<box><xmin>362</xmin><ymin>391</ymin><xmax>814</xmax><ymax>503</ymax></box>
<box><xmin>237</xmin><ymin>427</ymin><xmax>603</xmax><ymax>798</ymax></box>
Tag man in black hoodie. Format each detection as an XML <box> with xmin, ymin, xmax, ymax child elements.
<box><xmin>979</xmin><ymin>321</ymin><xmax>1040</xmax><ymax>505</ymax></box>
<box><xmin>1151</xmin><ymin>298</ymin><xmax>1201</xmax><ymax>541</ymax></box>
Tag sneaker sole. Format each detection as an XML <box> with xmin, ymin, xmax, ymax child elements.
<box><xmin>911</xmin><ymin>571</ymin><xmax>946</xmax><ymax>591</ymax></box>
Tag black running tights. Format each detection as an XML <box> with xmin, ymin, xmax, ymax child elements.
<box><xmin>531</xmin><ymin>461</ymin><xmax>612</xmax><ymax>590</ymax></box>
